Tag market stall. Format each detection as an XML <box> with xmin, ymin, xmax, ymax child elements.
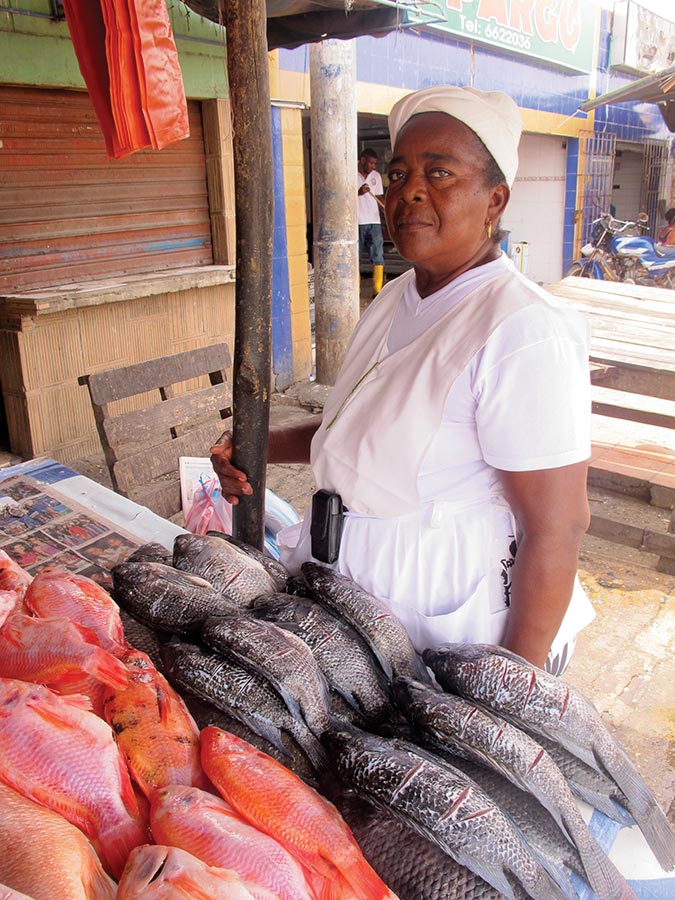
<box><xmin>1</xmin><ymin>458</ymin><xmax>675</xmax><ymax>898</ymax></box>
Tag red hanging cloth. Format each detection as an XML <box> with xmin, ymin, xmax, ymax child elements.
<box><xmin>62</xmin><ymin>0</ymin><xmax>189</xmax><ymax>159</ymax></box>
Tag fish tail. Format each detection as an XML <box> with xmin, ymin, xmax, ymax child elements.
<box><xmin>572</xmin><ymin>827</ymin><xmax>637</xmax><ymax>900</ymax></box>
<box><xmin>603</xmin><ymin>751</ymin><xmax>675</xmax><ymax>871</ymax></box>
<box><xmin>625</xmin><ymin>795</ymin><xmax>675</xmax><ymax>871</ymax></box>
<box><xmin>338</xmin><ymin>856</ymin><xmax>400</xmax><ymax>900</ymax></box>
<box><xmin>83</xmin><ymin>647</ymin><xmax>130</xmax><ymax>690</ymax></box>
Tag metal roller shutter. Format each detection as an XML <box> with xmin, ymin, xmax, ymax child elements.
<box><xmin>0</xmin><ymin>86</ymin><xmax>213</xmax><ymax>293</ymax></box>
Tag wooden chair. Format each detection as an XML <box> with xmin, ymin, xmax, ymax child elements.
<box><xmin>79</xmin><ymin>343</ymin><xmax>232</xmax><ymax>520</ymax></box>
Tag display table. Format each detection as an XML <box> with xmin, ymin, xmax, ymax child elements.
<box><xmin>0</xmin><ymin>458</ymin><xmax>673</xmax><ymax>897</ymax></box>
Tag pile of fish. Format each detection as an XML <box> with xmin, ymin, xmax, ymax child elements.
<box><xmin>0</xmin><ymin>547</ymin><xmax>396</xmax><ymax>900</ymax></box>
<box><xmin>1</xmin><ymin>534</ymin><xmax>674</xmax><ymax>900</ymax></box>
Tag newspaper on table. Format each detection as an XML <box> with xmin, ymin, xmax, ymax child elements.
<box><xmin>0</xmin><ymin>451</ymin><xmax>187</xmax><ymax>591</ymax></box>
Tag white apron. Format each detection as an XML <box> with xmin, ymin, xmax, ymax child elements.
<box><xmin>279</xmin><ymin>269</ymin><xmax>595</xmax><ymax>657</ymax></box>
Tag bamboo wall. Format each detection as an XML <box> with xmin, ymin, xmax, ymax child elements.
<box><xmin>0</xmin><ymin>281</ymin><xmax>235</xmax><ymax>462</ymax></box>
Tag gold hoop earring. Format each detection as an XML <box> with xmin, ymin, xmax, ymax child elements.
<box><xmin>486</xmin><ymin>220</ymin><xmax>493</xmax><ymax>239</ymax></box>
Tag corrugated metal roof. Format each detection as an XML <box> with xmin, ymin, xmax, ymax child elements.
<box><xmin>580</xmin><ymin>65</ymin><xmax>675</xmax><ymax>110</ymax></box>
<box><xmin>579</xmin><ymin>65</ymin><xmax>675</xmax><ymax>132</ymax></box>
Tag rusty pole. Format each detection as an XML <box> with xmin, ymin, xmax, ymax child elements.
<box><xmin>223</xmin><ymin>0</ymin><xmax>273</xmax><ymax>549</ymax></box>
<box><xmin>310</xmin><ymin>39</ymin><xmax>360</xmax><ymax>385</ymax></box>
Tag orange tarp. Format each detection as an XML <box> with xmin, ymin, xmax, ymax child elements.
<box><xmin>62</xmin><ymin>0</ymin><xmax>189</xmax><ymax>159</ymax></box>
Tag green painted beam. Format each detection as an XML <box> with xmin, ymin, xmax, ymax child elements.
<box><xmin>0</xmin><ymin>0</ymin><xmax>228</xmax><ymax>98</ymax></box>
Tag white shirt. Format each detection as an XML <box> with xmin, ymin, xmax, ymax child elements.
<box><xmin>279</xmin><ymin>255</ymin><xmax>595</xmax><ymax>656</ymax></box>
<box><xmin>388</xmin><ymin>255</ymin><xmax>592</xmax><ymax>505</ymax></box>
<box><xmin>357</xmin><ymin>169</ymin><xmax>383</xmax><ymax>225</ymax></box>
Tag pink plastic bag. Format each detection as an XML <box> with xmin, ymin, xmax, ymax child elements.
<box><xmin>183</xmin><ymin>477</ymin><xmax>233</xmax><ymax>536</ymax></box>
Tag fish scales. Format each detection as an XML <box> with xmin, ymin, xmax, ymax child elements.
<box><xmin>424</xmin><ymin>643</ymin><xmax>675</xmax><ymax>872</ymax></box>
<box><xmin>0</xmin><ymin>781</ymin><xmax>117</xmax><ymax>900</ymax></box>
<box><xmin>207</xmin><ymin>532</ymin><xmax>290</xmax><ymax>591</ymax></box>
<box><xmin>443</xmin><ymin>753</ymin><xmax>585</xmax><ymax>879</ymax></box>
<box><xmin>335</xmin><ymin>790</ymin><xmax>507</xmax><ymax>900</ymax></box>
<box><xmin>173</xmin><ymin>535</ymin><xmax>276</xmax><ymax>607</ymax></box>
<box><xmin>532</xmin><ymin>735</ymin><xmax>632</xmax><ymax>826</ymax></box>
<box><xmin>394</xmin><ymin>677</ymin><xmax>634</xmax><ymax>900</ymax></box>
<box><xmin>112</xmin><ymin>561</ymin><xmax>236</xmax><ymax>636</ymax></box>
<box><xmin>201</xmin><ymin>614</ymin><xmax>332</xmax><ymax>738</ymax></box>
<box><xmin>182</xmin><ymin>692</ymin><xmax>319</xmax><ymax>786</ymax></box>
<box><xmin>125</xmin><ymin>543</ymin><xmax>173</xmax><ymax>566</ymax></box>
<box><xmin>252</xmin><ymin>592</ymin><xmax>397</xmax><ymax>727</ymax></box>
<box><xmin>326</xmin><ymin>728</ymin><xmax>573</xmax><ymax>900</ymax></box>
<box><xmin>301</xmin><ymin>562</ymin><xmax>432</xmax><ymax>684</ymax></box>
<box><xmin>161</xmin><ymin>641</ymin><xmax>326</xmax><ymax>772</ymax></box>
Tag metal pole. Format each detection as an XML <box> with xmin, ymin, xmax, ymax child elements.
<box><xmin>310</xmin><ymin>39</ymin><xmax>360</xmax><ymax>385</ymax></box>
<box><xmin>223</xmin><ymin>0</ymin><xmax>273</xmax><ymax>549</ymax></box>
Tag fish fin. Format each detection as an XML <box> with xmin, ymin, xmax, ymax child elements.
<box><xmin>30</xmin><ymin>693</ymin><xmax>92</xmax><ymax>726</ymax></box>
<box><xmin>597</xmin><ymin>747</ymin><xmax>675</xmax><ymax>871</ymax></box>
<box><xmin>0</xmin><ymin>614</ymin><xmax>26</xmax><ymax>648</ymax></box>
<box><xmin>565</xmin><ymin>779</ymin><xmax>633</xmax><ymax>825</ymax></box>
<box><xmin>337</xmin><ymin>855</ymin><xmax>400</xmax><ymax>900</ymax></box>
<box><xmin>294</xmin><ymin>727</ymin><xmax>329</xmax><ymax>772</ymax></box>
<box><xmin>82</xmin><ymin>647</ymin><xmax>130</xmax><ymax>690</ymax></box>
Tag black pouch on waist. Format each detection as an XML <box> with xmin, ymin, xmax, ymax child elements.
<box><xmin>310</xmin><ymin>489</ymin><xmax>344</xmax><ymax>564</ymax></box>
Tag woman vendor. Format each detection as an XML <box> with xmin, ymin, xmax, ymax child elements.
<box><xmin>211</xmin><ymin>85</ymin><xmax>595</xmax><ymax>675</ymax></box>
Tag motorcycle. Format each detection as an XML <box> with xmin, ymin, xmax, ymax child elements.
<box><xmin>566</xmin><ymin>212</ymin><xmax>675</xmax><ymax>288</ymax></box>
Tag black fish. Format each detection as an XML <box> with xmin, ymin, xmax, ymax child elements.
<box><xmin>393</xmin><ymin>677</ymin><xmax>634</xmax><ymax>900</ymax></box>
<box><xmin>326</xmin><ymin>726</ymin><xmax>572</xmax><ymax>900</ymax></box>
<box><xmin>206</xmin><ymin>531</ymin><xmax>290</xmax><ymax>591</ymax></box>
<box><xmin>424</xmin><ymin>643</ymin><xmax>675</xmax><ymax>872</ymax></box>
<box><xmin>301</xmin><ymin>562</ymin><xmax>432</xmax><ymax>685</ymax></box>
<box><xmin>161</xmin><ymin>639</ymin><xmax>326</xmax><ymax>772</ymax></box>
<box><xmin>112</xmin><ymin>561</ymin><xmax>236</xmax><ymax>636</ymax></box>
<box><xmin>251</xmin><ymin>592</ymin><xmax>398</xmax><ymax>729</ymax></box>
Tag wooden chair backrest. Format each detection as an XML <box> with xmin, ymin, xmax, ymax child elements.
<box><xmin>79</xmin><ymin>342</ymin><xmax>232</xmax><ymax>519</ymax></box>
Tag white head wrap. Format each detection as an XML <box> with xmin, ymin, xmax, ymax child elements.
<box><xmin>388</xmin><ymin>85</ymin><xmax>522</xmax><ymax>188</ymax></box>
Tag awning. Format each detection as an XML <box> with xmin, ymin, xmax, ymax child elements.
<box><xmin>181</xmin><ymin>0</ymin><xmax>418</xmax><ymax>48</ymax></box>
<box><xmin>579</xmin><ymin>65</ymin><xmax>675</xmax><ymax>131</ymax></box>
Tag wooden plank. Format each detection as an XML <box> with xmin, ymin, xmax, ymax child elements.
<box><xmin>587</xmin><ymin>366</ymin><xmax>675</xmax><ymax>400</ymax></box>
<box><xmin>1</xmin><ymin>248</ymin><xmax>214</xmax><ymax>293</ymax></box>
<box><xmin>81</xmin><ymin>343</ymin><xmax>232</xmax><ymax>404</ymax></box>
<box><xmin>588</xmin><ymin>515</ymin><xmax>675</xmax><ymax>560</ymax></box>
<box><xmin>101</xmin><ymin>382</ymin><xmax>232</xmax><ymax>457</ymax></box>
<box><xmin>125</xmin><ymin>480</ymin><xmax>182</xmax><ymax>520</ymax></box>
<box><xmin>592</xmin><ymin>401</ymin><xmax>675</xmax><ymax>430</ymax></box>
<box><xmin>112</xmin><ymin>418</ymin><xmax>229</xmax><ymax>497</ymax></box>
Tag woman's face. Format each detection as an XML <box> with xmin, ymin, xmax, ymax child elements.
<box><xmin>385</xmin><ymin>112</ymin><xmax>509</xmax><ymax>285</ymax></box>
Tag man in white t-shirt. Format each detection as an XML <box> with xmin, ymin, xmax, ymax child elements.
<box><xmin>357</xmin><ymin>148</ymin><xmax>385</xmax><ymax>296</ymax></box>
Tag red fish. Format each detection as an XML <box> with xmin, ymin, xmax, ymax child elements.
<box><xmin>0</xmin><ymin>678</ymin><xmax>149</xmax><ymax>879</ymax></box>
<box><xmin>0</xmin><ymin>551</ymin><xmax>31</xmax><ymax>602</ymax></box>
<box><xmin>103</xmin><ymin>649</ymin><xmax>209</xmax><ymax>799</ymax></box>
<box><xmin>0</xmin><ymin>592</ymin><xmax>19</xmax><ymax>628</ymax></box>
<box><xmin>0</xmin><ymin>781</ymin><xmax>116</xmax><ymax>900</ymax></box>
<box><xmin>0</xmin><ymin>612</ymin><xmax>129</xmax><ymax>695</ymax></box>
<box><xmin>201</xmin><ymin>728</ymin><xmax>399</xmax><ymax>900</ymax></box>
<box><xmin>117</xmin><ymin>844</ymin><xmax>261</xmax><ymax>899</ymax></box>
<box><xmin>150</xmin><ymin>785</ymin><xmax>316</xmax><ymax>900</ymax></box>
<box><xmin>24</xmin><ymin>567</ymin><xmax>125</xmax><ymax>653</ymax></box>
